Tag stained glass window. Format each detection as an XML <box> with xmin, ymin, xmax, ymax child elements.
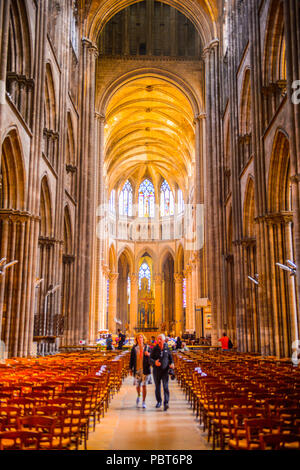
<box><xmin>138</xmin><ymin>179</ymin><xmax>155</xmax><ymax>217</ymax></box>
<box><xmin>178</xmin><ymin>189</ymin><xmax>184</xmax><ymax>214</ymax></box>
<box><xmin>119</xmin><ymin>180</ymin><xmax>133</xmax><ymax>216</ymax></box>
<box><xmin>183</xmin><ymin>277</ymin><xmax>186</xmax><ymax>308</ymax></box>
<box><xmin>139</xmin><ymin>262</ymin><xmax>151</xmax><ymax>290</ymax></box>
<box><xmin>160</xmin><ymin>180</ymin><xmax>174</xmax><ymax>217</ymax></box>
<box><xmin>109</xmin><ymin>190</ymin><xmax>115</xmax><ymax>213</ymax></box>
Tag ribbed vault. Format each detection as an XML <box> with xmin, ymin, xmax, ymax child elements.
<box><xmin>83</xmin><ymin>0</ymin><xmax>218</xmax><ymax>45</ymax></box>
<box><xmin>104</xmin><ymin>76</ymin><xmax>195</xmax><ymax>195</ymax></box>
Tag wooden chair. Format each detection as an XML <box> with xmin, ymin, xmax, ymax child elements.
<box><xmin>228</xmin><ymin>408</ymin><xmax>267</xmax><ymax>450</ymax></box>
<box><xmin>0</xmin><ymin>430</ymin><xmax>41</xmax><ymax>450</ymax></box>
<box><xmin>243</xmin><ymin>418</ymin><xmax>282</xmax><ymax>450</ymax></box>
<box><xmin>18</xmin><ymin>415</ymin><xmax>58</xmax><ymax>450</ymax></box>
<box><xmin>259</xmin><ymin>432</ymin><xmax>300</xmax><ymax>450</ymax></box>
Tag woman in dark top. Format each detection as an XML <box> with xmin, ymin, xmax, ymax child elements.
<box><xmin>106</xmin><ymin>334</ymin><xmax>113</xmax><ymax>350</ymax></box>
<box><xmin>129</xmin><ymin>334</ymin><xmax>151</xmax><ymax>409</ymax></box>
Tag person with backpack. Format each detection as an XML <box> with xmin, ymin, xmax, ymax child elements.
<box><xmin>218</xmin><ymin>332</ymin><xmax>233</xmax><ymax>351</ymax></box>
<box><xmin>117</xmin><ymin>329</ymin><xmax>126</xmax><ymax>350</ymax></box>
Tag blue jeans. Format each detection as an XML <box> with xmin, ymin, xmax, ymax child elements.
<box><xmin>153</xmin><ymin>368</ymin><xmax>169</xmax><ymax>405</ymax></box>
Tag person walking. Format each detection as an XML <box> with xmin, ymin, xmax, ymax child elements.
<box><xmin>106</xmin><ymin>334</ymin><xmax>113</xmax><ymax>350</ymax></box>
<box><xmin>117</xmin><ymin>329</ymin><xmax>125</xmax><ymax>350</ymax></box>
<box><xmin>150</xmin><ymin>333</ymin><xmax>174</xmax><ymax>411</ymax></box>
<box><xmin>218</xmin><ymin>332</ymin><xmax>229</xmax><ymax>351</ymax></box>
<box><xmin>129</xmin><ymin>334</ymin><xmax>151</xmax><ymax>409</ymax></box>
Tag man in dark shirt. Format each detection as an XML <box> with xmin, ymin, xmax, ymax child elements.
<box><xmin>150</xmin><ymin>333</ymin><xmax>174</xmax><ymax>411</ymax></box>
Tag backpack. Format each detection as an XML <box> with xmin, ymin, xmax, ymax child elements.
<box><xmin>228</xmin><ymin>339</ymin><xmax>233</xmax><ymax>349</ymax></box>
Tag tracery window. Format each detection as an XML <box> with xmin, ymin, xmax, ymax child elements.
<box><xmin>119</xmin><ymin>180</ymin><xmax>133</xmax><ymax>216</ymax></box>
<box><xmin>178</xmin><ymin>188</ymin><xmax>184</xmax><ymax>214</ymax></box>
<box><xmin>138</xmin><ymin>179</ymin><xmax>155</xmax><ymax>217</ymax></box>
<box><xmin>139</xmin><ymin>262</ymin><xmax>151</xmax><ymax>290</ymax></box>
<box><xmin>160</xmin><ymin>180</ymin><xmax>174</xmax><ymax>217</ymax></box>
<box><xmin>109</xmin><ymin>190</ymin><xmax>115</xmax><ymax>213</ymax></box>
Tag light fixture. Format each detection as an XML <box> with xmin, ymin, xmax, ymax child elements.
<box><xmin>248</xmin><ymin>273</ymin><xmax>259</xmax><ymax>285</ymax></box>
<box><xmin>0</xmin><ymin>259</ymin><xmax>18</xmax><ymax>275</ymax></box>
<box><xmin>35</xmin><ymin>278</ymin><xmax>44</xmax><ymax>288</ymax></box>
<box><xmin>276</xmin><ymin>260</ymin><xmax>297</xmax><ymax>276</ymax></box>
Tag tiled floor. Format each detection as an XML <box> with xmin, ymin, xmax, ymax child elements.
<box><xmin>82</xmin><ymin>376</ymin><xmax>211</xmax><ymax>450</ymax></box>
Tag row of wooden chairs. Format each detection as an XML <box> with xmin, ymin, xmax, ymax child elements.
<box><xmin>0</xmin><ymin>350</ymin><xmax>130</xmax><ymax>450</ymax></box>
<box><xmin>174</xmin><ymin>351</ymin><xmax>300</xmax><ymax>450</ymax></box>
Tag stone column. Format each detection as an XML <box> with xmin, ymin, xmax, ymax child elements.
<box><xmin>183</xmin><ymin>266</ymin><xmax>192</xmax><ymax>331</ymax></box>
<box><xmin>0</xmin><ymin>0</ymin><xmax>11</xmax><ymax>161</ymax></box>
<box><xmin>174</xmin><ymin>273</ymin><xmax>183</xmax><ymax>336</ymax></box>
<box><xmin>202</xmin><ymin>39</ymin><xmax>224</xmax><ymax>347</ymax></box>
<box><xmin>154</xmin><ymin>273</ymin><xmax>163</xmax><ymax>329</ymax></box>
<box><xmin>283</xmin><ymin>0</ymin><xmax>300</xmax><ymax>335</ymax></box>
<box><xmin>129</xmin><ymin>273</ymin><xmax>138</xmax><ymax>336</ymax></box>
<box><xmin>108</xmin><ymin>272</ymin><xmax>118</xmax><ymax>334</ymax></box>
<box><xmin>73</xmin><ymin>38</ymin><xmax>98</xmax><ymax>343</ymax></box>
<box><xmin>91</xmin><ymin>112</ymin><xmax>106</xmax><ymax>342</ymax></box>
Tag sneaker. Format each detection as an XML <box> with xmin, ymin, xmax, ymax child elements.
<box><xmin>156</xmin><ymin>402</ymin><xmax>162</xmax><ymax>408</ymax></box>
<box><xmin>164</xmin><ymin>403</ymin><xmax>169</xmax><ymax>411</ymax></box>
<box><xmin>142</xmin><ymin>402</ymin><xmax>146</xmax><ymax>409</ymax></box>
<box><xmin>136</xmin><ymin>396</ymin><xmax>140</xmax><ymax>407</ymax></box>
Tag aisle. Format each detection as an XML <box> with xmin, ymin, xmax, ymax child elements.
<box><xmin>83</xmin><ymin>376</ymin><xmax>211</xmax><ymax>450</ymax></box>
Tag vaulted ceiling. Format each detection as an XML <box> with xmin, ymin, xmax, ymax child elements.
<box><xmin>104</xmin><ymin>76</ymin><xmax>195</xmax><ymax>195</ymax></box>
<box><xmin>80</xmin><ymin>0</ymin><xmax>219</xmax><ymax>46</ymax></box>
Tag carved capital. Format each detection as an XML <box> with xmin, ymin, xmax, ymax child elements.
<box><xmin>66</xmin><ymin>164</ymin><xmax>77</xmax><ymax>173</ymax></box>
<box><xmin>241</xmin><ymin>237</ymin><xmax>256</xmax><ymax>247</ymax></box>
<box><xmin>63</xmin><ymin>254</ymin><xmax>75</xmax><ymax>264</ymax></box>
<box><xmin>264</xmin><ymin>212</ymin><xmax>293</xmax><ymax>225</ymax></box>
<box><xmin>109</xmin><ymin>272</ymin><xmax>119</xmax><ymax>282</ymax></box>
<box><xmin>183</xmin><ymin>265</ymin><xmax>192</xmax><ymax>277</ymax></box>
<box><xmin>174</xmin><ymin>273</ymin><xmax>183</xmax><ymax>283</ymax></box>
<box><xmin>130</xmin><ymin>273</ymin><xmax>139</xmax><ymax>284</ymax></box>
<box><xmin>290</xmin><ymin>173</ymin><xmax>300</xmax><ymax>183</ymax></box>
<box><xmin>95</xmin><ymin>112</ymin><xmax>106</xmax><ymax>123</ymax></box>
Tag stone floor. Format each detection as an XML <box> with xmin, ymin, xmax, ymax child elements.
<box><xmin>81</xmin><ymin>376</ymin><xmax>212</xmax><ymax>450</ymax></box>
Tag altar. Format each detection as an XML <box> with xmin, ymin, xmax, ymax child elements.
<box><xmin>135</xmin><ymin>278</ymin><xmax>158</xmax><ymax>340</ymax></box>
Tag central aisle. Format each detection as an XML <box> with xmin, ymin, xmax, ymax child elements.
<box><xmin>84</xmin><ymin>376</ymin><xmax>211</xmax><ymax>450</ymax></box>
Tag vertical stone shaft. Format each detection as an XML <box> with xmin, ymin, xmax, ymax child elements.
<box><xmin>174</xmin><ymin>273</ymin><xmax>183</xmax><ymax>336</ymax></box>
<box><xmin>129</xmin><ymin>274</ymin><xmax>138</xmax><ymax>335</ymax></box>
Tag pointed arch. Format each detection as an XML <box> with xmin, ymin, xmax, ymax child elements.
<box><xmin>63</xmin><ymin>205</ymin><xmax>73</xmax><ymax>255</ymax></box>
<box><xmin>159</xmin><ymin>247</ymin><xmax>175</xmax><ymax>272</ymax></box>
<box><xmin>268</xmin><ymin>130</ymin><xmax>290</xmax><ymax>213</ymax></box>
<box><xmin>44</xmin><ymin>63</ymin><xmax>57</xmax><ymax>131</ymax></box>
<box><xmin>7</xmin><ymin>0</ymin><xmax>32</xmax><ymax>78</ymax></box>
<box><xmin>175</xmin><ymin>243</ymin><xmax>184</xmax><ymax>273</ymax></box>
<box><xmin>117</xmin><ymin>246</ymin><xmax>134</xmax><ymax>274</ymax></box>
<box><xmin>263</xmin><ymin>0</ymin><xmax>286</xmax><ymax>86</ymax></box>
<box><xmin>160</xmin><ymin>179</ymin><xmax>175</xmax><ymax>217</ymax></box>
<box><xmin>109</xmin><ymin>243</ymin><xmax>117</xmax><ymax>272</ymax></box>
<box><xmin>135</xmin><ymin>245</ymin><xmax>158</xmax><ymax>268</ymax></box>
<box><xmin>119</xmin><ymin>179</ymin><xmax>133</xmax><ymax>216</ymax></box>
<box><xmin>0</xmin><ymin>129</ymin><xmax>26</xmax><ymax>211</ymax></box>
<box><xmin>227</xmin><ymin>206</ymin><xmax>233</xmax><ymax>253</ymax></box>
<box><xmin>40</xmin><ymin>176</ymin><xmax>53</xmax><ymax>238</ymax></box>
<box><xmin>66</xmin><ymin>112</ymin><xmax>76</xmax><ymax>166</ymax></box>
<box><xmin>239</xmin><ymin>69</ymin><xmax>252</xmax><ymax>135</ymax></box>
<box><xmin>138</xmin><ymin>178</ymin><xmax>155</xmax><ymax>217</ymax></box>
<box><xmin>243</xmin><ymin>176</ymin><xmax>255</xmax><ymax>239</ymax></box>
